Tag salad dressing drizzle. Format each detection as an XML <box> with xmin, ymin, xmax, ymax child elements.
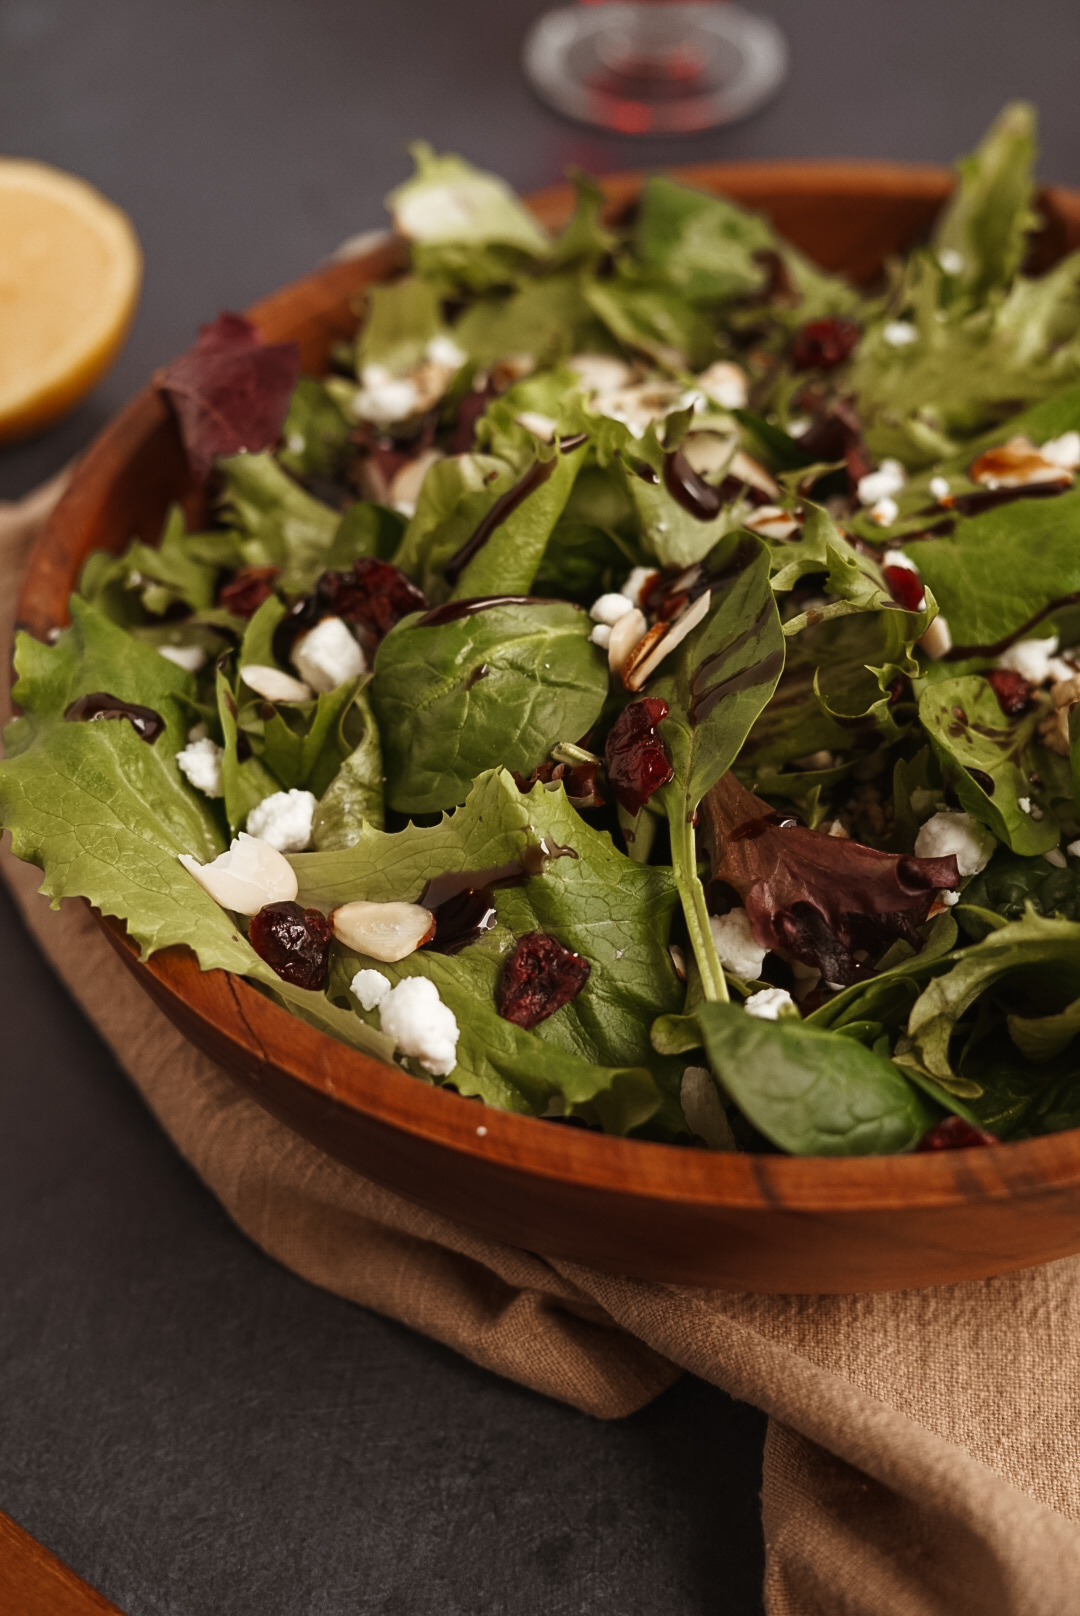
<box><xmin>413</xmin><ymin>595</ymin><xmax>562</xmax><ymax>627</ymax></box>
<box><xmin>662</xmin><ymin>448</ymin><xmax>723</xmax><ymax>521</ymax></box>
<box><xmin>689</xmin><ymin>598</ymin><xmax>783</xmax><ymax>725</ymax></box>
<box><xmin>444</xmin><ymin>434</ymin><xmax>589</xmax><ymax>587</ymax></box>
<box><xmin>419</xmin><ymin>841</ymin><xmax>578</xmax><ymax>955</ymax></box>
<box><xmin>63</xmin><ymin>692</ymin><xmax>165</xmax><ymax>743</ymax></box>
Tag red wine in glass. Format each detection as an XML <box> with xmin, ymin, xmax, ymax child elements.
<box><xmin>523</xmin><ymin>0</ymin><xmax>787</xmax><ymax>134</ymax></box>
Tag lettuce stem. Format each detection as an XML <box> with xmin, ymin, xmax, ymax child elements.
<box><xmin>669</xmin><ymin>810</ymin><xmax>728</xmax><ymax>1004</ymax></box>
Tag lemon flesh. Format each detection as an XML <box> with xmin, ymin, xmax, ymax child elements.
<box><xmin>0</xmin><ymin>158</ymin><xmax>143</xmax><ymax>442</ymax></box>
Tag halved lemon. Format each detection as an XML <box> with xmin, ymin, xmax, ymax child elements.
<box><xmin>0</xmin><ymin>158</ymin><xmax>143</xmax><ymax>442</ymax></box>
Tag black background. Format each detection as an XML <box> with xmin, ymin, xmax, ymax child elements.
<box><xmin>2</xmin><ymin>3</ymin><xmax>1079</xmax><ymax>1611</ymax></box>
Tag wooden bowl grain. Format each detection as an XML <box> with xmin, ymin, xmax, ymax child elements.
<box><xmin>17</xmin><ymin>162</ymin><xmax>1080</xmax><ymax>1294</ymax></box>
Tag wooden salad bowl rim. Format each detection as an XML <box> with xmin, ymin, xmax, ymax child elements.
<box><xmin>16</xmin><ymin>159</ymin><xmax>1080</xmax><ymax>1292</ymax></box>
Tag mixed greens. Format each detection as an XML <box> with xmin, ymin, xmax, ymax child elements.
<box><xmin>8</xmin><ymin>104</ymin><xmax>1080</xmax><ymax>1155</ymax></box>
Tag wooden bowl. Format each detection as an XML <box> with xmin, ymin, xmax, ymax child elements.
<box><xmin>17</xmin><ymin>162</ymin><xmax>1080</xmax><ymax>1294</ymax></box>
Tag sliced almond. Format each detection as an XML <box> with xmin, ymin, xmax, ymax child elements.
<box><xmin>969</xmin><ymin>435</ymin><xmax>1073</xmax><ymax>489</ymax></box>
<box><xmin>241</xmin><ymin>664</ymin><xmax>313</xmax><ymax>703</ymax></box>
<box><xmin>623</xmin><ymin>589</ymin><xmax>712</xmax><ymax>691</ymax></box>
<box><xmin>388</xmin><ymin>447</ymin><xmax>443</xmax><ymax>514</ymax></box>
<box><xmin>606</xmin><ymin>606</ymin><xmax>647</xmax><ymax>678</ymax></box>
<box><xmin>331</xmin><ymin>899</ymin><xmax>436</xmax><ymax>962</ymax></box>
<box><xmin>516</xmin><ymin>410</ymin><xmax>558</xmax><ymax>443</ymax></box>
<box><xmin>179</xmin><ymin>833</ymin><xmax>298</xmax><ymax>915</ymax></box>
<box><xmin>569</xmin><ymin>353</ymin><xmax>633</xmax><ymax>394</ymax></box>
<box><xmin>681</xmin><ymin>431</ymin><xmax>737</xmax><ymax>479</ymax></box>
<box><xmin>694</xmin><ymin>360</ymin><xmax>748</xmax><ymax>411</ymax></box>
<box><xmin>745</xmin><ymin>504</ymin><xmax>800</xmax><ymax>540</ymax></box>
<box><xmin>730</xmin><ymin>450</ymin><xmax>780</xmax><ymax>501</ymax></box>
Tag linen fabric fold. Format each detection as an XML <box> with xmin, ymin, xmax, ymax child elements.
<box><xmin>4</xmin><ymin>481</ymin><xmax>1080</xmax><ymax>1616</ymax></box>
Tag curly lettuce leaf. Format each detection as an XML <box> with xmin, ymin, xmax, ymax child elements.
<box><xmin>217</xmin><ymin>451</ymin><xmax>341</xmax><ymax>594</ymax></box>
<box><xmin>79</xmin><ymin>506</ymin><xmax>243</xmax><ymax>625</ymax></box>
<box><xmin>0</xmin><ymin>599</ymin><xmax>391</xmax><ymax>1060</ymax></box>
<box><xmin>933</xmin><ymin>101</ymin><xmax>1039</xmax><ymax>302</ymax></box>
<box><xmin>387</xmin><ymin>144</ymin><xmax>550</xmax><ymax>291</ymax></box>
<box><xmin>294</xmin><ymin>768</ymin><xmax>683</xmax><ymax>1131</ymax></box>
<box><xmin>277</xmin><ymin>378</ymin><xmax>352</xmax><ymax>481</ymax></box>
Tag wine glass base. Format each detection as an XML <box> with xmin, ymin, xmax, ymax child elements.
<box><xmin>522</xmin><ymin>3</ymin><xmax>788</xmax><ymax>135</ymax></box>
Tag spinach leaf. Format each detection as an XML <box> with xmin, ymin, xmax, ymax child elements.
<box><xmin>370</xmin><ymin>600</ymin><xmax>608</xmax><ymax>814</ymax></box>
<box><xmin>217</xmin><ymin>452</ymin><xmax>341</xmax><ymax>594</ymax></box>
<box><xmin>649</xmin><ymin>538</ymin><xmax>784</xmax><ymax>1001</ymax></box>
<box><xmin>391</xmin><ymin>452</ymin><xmax>517</xmax><ymax>602</ymax></box>
<box><xmin>694</xmin><ymin>1001</ymin><xmax>935</xmax><ymax>1155</ymax></box>
<box><xmin>959</xmin><ymin>846</ymin><xmax>1080</xmax><ymax>939</ymax></box>
<box><xmin>900</xmin><ymin>911</ymin><xmax>1080</xmax><ymax>1093</ymax></box>
<box><xmin>918</xmin><ymin>675</ymin><xmax>1059</xmax><ymax>855</ymax></box>
<box><xmin>450</xmin><ymin>435</ymin><xmax>590</xmax><ymax>601</ymax></box>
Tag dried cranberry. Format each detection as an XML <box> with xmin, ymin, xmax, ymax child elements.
<box><xmin>248</xmin><ymin>901</ymin><xmax>334</xmax><ymax>990</ymax></box>
<box><xmin>986</xmin><ymin>667</ymin><xmax>1033</xmax><ymax>717</ymax></box>
<box><xmin>916</xmin><ymin>1116</ymin><xmax>999</xmax><ymax>1152</ymax></box>
<box><xmin>791</xmin><ymin>318</ymin><xmax>862</xmax><ymax>372</ymax></box>
<box><xmin>497</xmin><ymin>932</ymin><xmax>591</xmax><ymax>1029</ymax></box>
<box><xmin>218</xmin><ymin>565</ymin><xmax>280</xmax><ymax>617</ymax></box>
<box><xmin>604</xmin><ymin>698</ymin><xmax>674</xmax><ymax>817</ymax></box>
<box><xmin>883</xmin><ymin>563</ymin><xmax>925</xmax><ymax>613</ymax></box>
<box><xmin>319</xmin><ymin>558</ymin><xmax>429</xmax><ymax>642</ymax></box>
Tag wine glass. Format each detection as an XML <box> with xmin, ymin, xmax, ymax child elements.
<box><xmin>522</xmin><ymin>0</ymin><xmax>787</xmax><ymax>136</ymax></box>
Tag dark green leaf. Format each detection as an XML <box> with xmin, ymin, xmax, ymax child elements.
<box><xmin>370</xmin><ymin>600</ymin><xmax>608</xmax><ymax>814</ymax></box>
<box><xmin>695</xmin><ymin>1001</ymin><xmax>935</xmax><ymax>1155</ymax></box>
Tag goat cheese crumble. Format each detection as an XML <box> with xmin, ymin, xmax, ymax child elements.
<box><xmin>378</xmin><ymin>976</ymin><xmax>460</xmax><ymax>1077</ymax></box>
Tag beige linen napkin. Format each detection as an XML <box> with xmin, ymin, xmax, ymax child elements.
<box><xmin>4</xmin><ymin>482</ymin><xmax>1080</xmax><ymax>1616</ymax></box>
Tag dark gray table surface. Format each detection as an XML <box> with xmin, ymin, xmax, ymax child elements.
<box><xmin>3</xmin><ymin>2</ymin><xmax>1080</xmax><ymax>1612</ymax></box>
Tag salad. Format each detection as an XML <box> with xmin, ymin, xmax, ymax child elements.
<box><xmin>7</xmin><ymin>103</ymin><xmax>1080</xmax><ymax>1158</ymax></box>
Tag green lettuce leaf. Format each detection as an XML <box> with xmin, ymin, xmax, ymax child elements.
<box><xmin>933</xmin><ymin>101</ymin><xmax>1039</xmax><ymax>302</ymax></box>
<box><xmin>899</xmin><ymin>910</ymin><xmax>1080</xmax><ymax>1094</ymax></box>
<box><xmin>918</xmin><ymin>675</ymin><xmax>1058</xmax><ymax>855</ymax></box>
<box><xmin>312</xmin><ymin>686</ymin><xmax>385</xmax><ymax>846</ymax></box>
<box><xmin>694</xmin><ymin>1000</ymin><xmax>935</xmax><ymax>1155</ymax></box>
<box><xmin>387</xmin><ymin>144</ymin><xmax>550</xmax><ymax>292</ymax></box>
<box><xmin>391</xmin><ymin>451</ymin><xmax>517</xmax><ymax>601</ymax></box>
<box><xmin>633</xmin><ymin>175</ymin><xmax>774</xmax><ymax>304</ymax></box>
<box><xmin>218</xmin><ymin>452</ymin><xmax>341</xmax><ymax>594</ymax></box>
<box><xmin>649</xmin><ymin>537</ymin><xmax>785</xmax><ymax>1001</ymax></box>
<box><xmin>294</xmin><ymin>769</ymin><xmax>682</xmax><ymax>1130</ymax></box>
<box><xmin>0</xmin><ymin>598</ymin><xmax>391</xmax><ymax>1061</ymax></box>
<box><xmin>371</xmin><ymin>598</ymin><xmax>608</xmax><ymax>814</ymax></box>
<box><xmin>79</xmin><ymin>506</ymin><xmax>242</xmax><ymax>624</ymax></box>
<box><xmin>277</xmin><ymin>378</ymin><xmax>352</xmax><ymax>481</ymax></box>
